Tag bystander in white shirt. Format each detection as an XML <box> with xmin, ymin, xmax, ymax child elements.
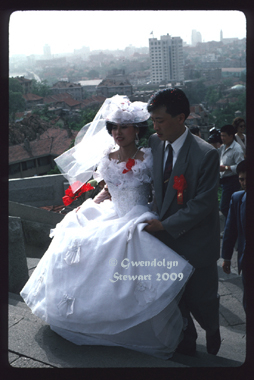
<box><xmin>219</xmin><ymin>140</ymin><xmax>244</xmax><ymax>179</ymax></box>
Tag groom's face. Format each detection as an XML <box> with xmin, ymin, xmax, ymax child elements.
<box><xmin>150</xmin><ymin>106</ymin><xmax>186</xmax><ymax>143</ymax></box>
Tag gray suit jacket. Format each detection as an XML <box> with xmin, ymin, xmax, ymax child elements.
<box><xmin>149</xmin><ymin>129</ymin><xmax>220</xmax><ymax>268</ymax></box>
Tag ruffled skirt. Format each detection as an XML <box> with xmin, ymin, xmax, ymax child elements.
<box><xmin>20</xmin><ymin>199</ymin><xmax>193</xmax><ymax>359</ymax></box>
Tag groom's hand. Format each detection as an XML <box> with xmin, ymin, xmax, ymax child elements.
<box><xmin>144</xmin><ymin>219</ymin><xmax>164</xmax><ymax>233</ymax></box>
<box><xmin>222</xmin><ymin>260</ymin><xmax>231</xmax><ymax>274</ymax></box>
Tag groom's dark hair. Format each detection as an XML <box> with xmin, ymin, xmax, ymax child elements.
<box><xmin>147</xmin><ymin>88</ymin><xmax>190</xmax><ymax>120</ymax></box>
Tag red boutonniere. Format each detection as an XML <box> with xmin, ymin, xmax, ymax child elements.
<box><xmin>62</xmin><ymin>181</ymin><xmax>94</xmax><ymax>206</ymax></box>
<box><xmin>173</xmin><ymin>175</ymin><xmax>187</xmax><ymax>204</ymax></box>
<box><xmin>122</xmin><ymin>158</ymin><xmax>136</xmax><ymax>174</ymax></box>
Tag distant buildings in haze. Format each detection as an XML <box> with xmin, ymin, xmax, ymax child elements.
<box><xmin>43</xmin><ymin>44</ymin><xmax>51</xmax><ymax>59</ymax></box>
<box><xmin>191</xmin><ymin>30</ymin><xmax>202</xmax><ymax>46</ymax></box>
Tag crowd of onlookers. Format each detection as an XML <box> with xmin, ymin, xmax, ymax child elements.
<box><xmin>190</xmin><ymin>117</ymin><xmax>247</xmax><ymax>313</ymax></box>
<box><xmin>190</xmin><ymin>117</ymin><xmax>246</xmax><ymax>217</ymax></box>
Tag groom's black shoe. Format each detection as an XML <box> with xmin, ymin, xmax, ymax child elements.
<box><xmin>175</xmin><ymin>337</ymin><xmax>196</xmax><ymax>356</ymax></box>
<box><xmin>175</xmin><ymin>342</ymin><xmax>196</xmax><ymax>356</ymax></box>
<box><xmin>206</xmin><ymin>329</ymin><xmax>221</xmax><ymax>355</ymax></box>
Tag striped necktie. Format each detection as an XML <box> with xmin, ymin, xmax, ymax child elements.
<box><xmin>163</xmin><ymin>144</ymin><xmax>173</xmax><ymax>196</ymax></box>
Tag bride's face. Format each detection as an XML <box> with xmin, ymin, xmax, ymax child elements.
<box><xmin>111</xmin><ymin>124</ymin><xmax>138</xmax><ymax>147</ymax></box>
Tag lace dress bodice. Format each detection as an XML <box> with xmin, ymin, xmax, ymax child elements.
<box><xmin>96</xmin><ymin>148</ymin><xmax>153</xmax><ymax>217</ymax></box>
<box><xmin>107</xmin><ymin>183</ymin><xmax>151</xmax><ymax>217</ymax></box>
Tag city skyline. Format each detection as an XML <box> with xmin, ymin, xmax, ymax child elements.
<box><xmin>9</xmin><ymin>10</ymin><xmax>246</xmax><ymax>57</ymax></box>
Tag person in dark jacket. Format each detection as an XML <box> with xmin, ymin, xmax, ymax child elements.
<box><xmin>221</xmin><ymin>160</ymin><xmax>246</xmax><ymax>311</ymax></box>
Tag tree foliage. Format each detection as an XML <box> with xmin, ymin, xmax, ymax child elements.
<box><xmin>9</xmin><ymin>77</ymin><xmax>24</xmax><ymax>93</ymax></box>
<box><xmin>87</xmin><ymin>69</ymin><xmax>100</xmax><ymax>79</ymax></box>
<box><xmin>9</xmin><ymin>91</ymin><xmax>26</xmax><ymax>120</ymax></box>
<box><xmin>31</xmin><ymin>79</ymin><xmax>51</xmax><ymax>97</ymax></box>
<box><xmin>9</xmin><ymin>78</ymin><xmax>26</xmax><ymax>119</ymax></box>
<box><xmin>183</xmin><ymin>79</ymin><xmax>207</xmax><ymax>104</ymax></box>
<box><xmin>205</xmin><ymin>87</ymin><xmax>221</xmax><ymax>107</ymax></box>
<box><xmin>69</xmin><ymin>106</ymin><xmax>101</xmax><ymax>131</ymax></box>
<box><xmin>211</xmin><ymin>92</ymin><xmax>246</xmax><ymax>128</ymax></box>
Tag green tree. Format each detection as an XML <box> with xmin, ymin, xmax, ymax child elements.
<box><xmin>87</xmin><ymin>69</ymin><xmax>100</xmax><ymax>79</ymax></box>
<box><xmin>47</xmin><ymin>165</ymin><xmax>61</xmax><ymax>175</ymax></box>
<box><xmin>205</xmin><ymin>87</ymin><xmax>221</xmax><ymax>107</ymax></box>
<box><xmin>9</xmin><ymin>77</ymin><xmax>24</xmax><ymax>93</ymax></box>
<box><xmin>31</xmin><ymin>79</ymin><xmax>51</xmax><ymax>97</ymax></box>
<box><xmin>240</xmin><ymin>71</ymin><xmax>246</xmax><ymax>82</ymax></box>
<box><xmin>184</xmin><ymin>79</ymin><xmax>207</xmax><ymax>104</ymax></box>
<box><xmin>9</xmin><ymin>78</ymin><xmax>26</xmax><ymax>120</ymax></box>
<box><xmin>211</xmin><ymin>92</ymin><xmax>246</xmax><ymax>128</ymax></box>
<box><xmin>69</xmin><ymin>106</ymin><xmax>101</xmax><ymax>131</ymax></box>
<box><xmin>61</xmin><ymin>106</ymin><xmax>102</xmax><ymax>133</ymax></box>
<box><xmin>9</xmin><ymin>91</ymin><xmax>26</xmax><ymax>120</ymax></box>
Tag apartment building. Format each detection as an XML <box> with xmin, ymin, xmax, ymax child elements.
<box><xmin>96</xmin><ymin>70</ymin><xmax>132</xmax><ymax>98</ymax></box>
<box><xmin>191</xmin><ymin>30</ymin><xmax>202</xmax><ymax>46</ymax></box>
<box><xmin>149</xmin><ymin>34</ymin><xmax>184</xmax><ymax>84</ymax></box>
<box><xmin>50</xmin><ymin>81</ymin><xmax>83</xmax><ymax>101</ymax></box>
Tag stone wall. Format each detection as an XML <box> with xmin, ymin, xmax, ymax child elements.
<box><xmin>9</xmin><ymin>201</ymin><xmax>64</xmax><ymax>258</ymax></box>
<box><xmin>9</xmin><ymin>174</ymin><xmax>68</xmax><ymax>207</ymax></box>
<box><xmin>9</xmin><ymin>216</ymin><xmax>29</xmax><ymax>293</ymax></box>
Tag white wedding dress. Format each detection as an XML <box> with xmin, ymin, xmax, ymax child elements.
<box><xmin>20</xmin><ymin>147</ymin><xmax>193</xmax><ymax>360</ymax></box>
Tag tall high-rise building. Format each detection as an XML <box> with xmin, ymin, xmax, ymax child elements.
<box><xmin>149</xmin><ymin>34</ymin><xmax>184</xmax><ymax>84</ymax></box>
<box><xmin>43</xmin><ymin>44</ymin><xmax>51</xmax><ymax>59</ymax></box>
<box><xmin>191</xmin><ymin>30</ymin><xmax>202</xmax><ymax>46</ymax></box>
<box><xmin>220</xmin><ymin>30</ymin><xmax>223</xmax><ymax>42</ymax></box>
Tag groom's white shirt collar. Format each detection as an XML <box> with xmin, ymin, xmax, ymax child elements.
<box><xmin>164</xmin><ymin>126</ymin><xmax>188</xmax><ymax>168</ymax></box>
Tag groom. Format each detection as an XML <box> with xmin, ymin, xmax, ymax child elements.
<box><xmin>145</xmin><ymin>88</ymin><xmax>221</xmax><ymax>356</ymax></box>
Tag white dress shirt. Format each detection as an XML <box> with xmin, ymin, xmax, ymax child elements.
<box><xmin>163</xmin><ymin>126</ymin><xmax>188</xmax><ymax>170</ymax></box>
<box><xmin>235</xmin><ymin>133</ymin><xmax>246</xmax><ymax>155</ymax></box>
<box><xmin>219</xmin><ymin>140</ymin><xmax>245</xmax><ymax>178</ymax></box>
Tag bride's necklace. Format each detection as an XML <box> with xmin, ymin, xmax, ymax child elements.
<box><xmin>117</xmin><ymin>148</ymin><xmax>139</xmax><ymax>164</ymax></box>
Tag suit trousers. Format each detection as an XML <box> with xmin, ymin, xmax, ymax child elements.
<box><xmin>220</xmin><ymin>176</ymin><xmax>241</xmax><ymax>217</ymax></box>
<box><xmin>179</xmin><ymin>261</ymin><xmax>220</xmax><ymax>339</ymax></box>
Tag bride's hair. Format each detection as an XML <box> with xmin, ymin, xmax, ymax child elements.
<box><xmin>106</xmin><ymin>121</ymin><xmax>148</xmax><ymax>139</ymax></box>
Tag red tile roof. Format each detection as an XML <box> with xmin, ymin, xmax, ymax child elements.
<box><xmin>187</xmin><ymin>113</ymin><xmax>201</xmax><ymax>120</ymax></box>
<box><xmin>190</xmin><ymin>105</ymin><xmax>202</xmax><ymax>113</ymax></box>
<box><xmin>43</xmin><ymin>92</ymin><xmax>73</xmax><ymax>104</ymax></box>
<box><xmin>80</xmin><ymin>95</ymin><xmax>106</xmax><ymax>107</ymax></box>
<box><xmin>15</xmin><ymin>111</ymin><xmax>32</xmax><ymax>120</ymax></box>
<box><xmin>9</xmin><ymin>128</ymin><xmax>78</xmax><ymax>164</ymax></box>
<box><xmin>23</xmin><ymin>93</ymin><xmax>44</xmax><ymax>101</ymax></box>
<box><xmin>63</xmin><ymin>98</ymin><xmax>82</xmax><ymax>107</ymax></box>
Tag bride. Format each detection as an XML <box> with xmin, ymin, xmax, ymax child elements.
<box><xmin>20</xmin><ymin>95</ymin><xmax>194</xmax><ymax>360</ymax></box>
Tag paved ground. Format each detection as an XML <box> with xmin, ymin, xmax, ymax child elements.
<box><xmin>7</xmin><ymin>243</ymin><xmax>248</xmax><ymax>370</ymax></box>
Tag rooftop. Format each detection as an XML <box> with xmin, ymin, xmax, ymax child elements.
<box><xmin>9</xmin><ymin>128</ymin><xmax>78</xmax><ymax>164</ymax></box>
<box><xmin>98</xmin><ymin>78</ymin><xmax>131</xmax><ymax>87</ymax></box>
<box><xmin>77</xmin><ymin>79</ymin><xmax>102</xmax><ymax>86</ymax></box>
<box><xmin>51</xmin><ymin>81</ymin><xmax>82</xmax><ymax>88</ymax></box>
<box><xmin>23</xmin><ymin>93</ymin><xmax>43</xmax><ymax>101</ymax></box>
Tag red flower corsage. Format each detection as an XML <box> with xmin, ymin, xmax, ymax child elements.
<box><xmin>173</xmin><ymin>175</ymin><xmax>187</xmax><ymax>204</ymax></box>
<box><xmin>122</xmin><ymin>158</ymin><xmax>136</xmax><ymax>174</ymax></box>
<box><xmin>62</xmin><ymin>181</ymin><xmax>94</xmax><ymax>206</ymax></box>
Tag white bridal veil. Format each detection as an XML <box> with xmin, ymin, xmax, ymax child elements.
<box><xmin>55</xmin><ymin>95</ymin><xmax>150</xmax><ymax>192</ymax></box>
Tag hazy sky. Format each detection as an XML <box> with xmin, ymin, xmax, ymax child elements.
<box><xmin>9</xmin><ymin>10</ymin><xmax>246</xmax><ymax>57</ymax></box>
